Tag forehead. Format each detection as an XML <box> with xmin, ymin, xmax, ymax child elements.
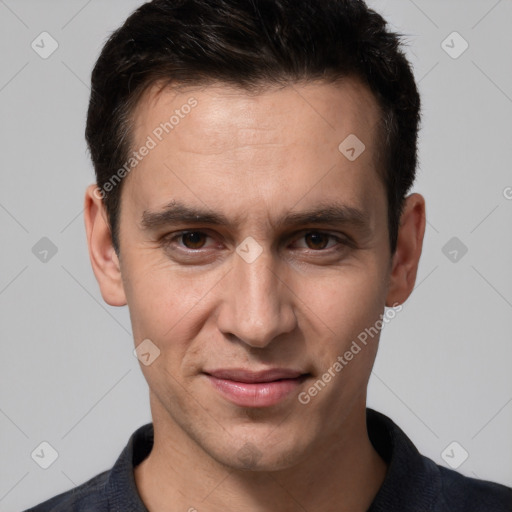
<box><xmin>123</xmin><ymin>79</ymin><xmax>385</xmax><ymax>230</ymax></box>
<box><xmin>132</xmin><ymin>78</ymin><xmax>381</xmax><ymax>153</ymax></box>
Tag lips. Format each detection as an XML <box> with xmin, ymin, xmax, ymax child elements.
<box><xmin>203</xmin><ymin>368</ymin><xmax>309</xmax><ymax>408</ymax></box>
<box><xmin>206</xmin><ymin>368</ymin><xmax>305</xmax><ymax>383</ymax></box>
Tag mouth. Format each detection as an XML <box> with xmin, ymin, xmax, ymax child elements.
<box><xmin>203</xmin><ymin>368</ymin><xmax>310</xmax><ymax>408</ymax></box>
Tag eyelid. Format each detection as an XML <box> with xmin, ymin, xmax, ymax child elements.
<box><xmin>161</xmin><ymin>230</ymin><xmax>216</xmax><ymax>249</ymax></box>
<box><xmin>289</xmin><ymin>230</ymin><xmax>354</xmax><ymax>250</ymax></box>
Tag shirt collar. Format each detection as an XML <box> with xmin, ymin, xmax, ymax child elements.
<box><xmin>366</xmin><ymin>408</ymin><xmax>440</xmax><ymax>511</ymax></box>
<box><xmin>103</xmin><ymin>408</ymin><xmax>440</xmax><ymax>511</ymax></box>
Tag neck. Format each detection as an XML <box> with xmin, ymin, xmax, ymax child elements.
<box><xmin>134</xmin><ymin>399</ymin><xmax>387</xmax><ymax>512</ymax></box>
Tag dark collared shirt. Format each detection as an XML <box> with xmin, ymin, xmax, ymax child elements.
<box><xmin>25</xmin><ymin>409</ymin><xmax>512</xmax><ymax>511</ymax></box>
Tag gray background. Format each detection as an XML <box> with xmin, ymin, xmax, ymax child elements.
<box><xmin>0</xmin><ymin>0</ymin><xmax>511</xmax><ymax>510</ymax></box>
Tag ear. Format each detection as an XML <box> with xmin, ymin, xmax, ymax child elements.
<box><xmin>84</xmin><ymin>184</ymin><xmax>127</xmax><ymax>306</ymax></box>
<box><xmin>385</xmin><ymin>193</ymin><xmax>426</xmax><ymax>307</ymax></box>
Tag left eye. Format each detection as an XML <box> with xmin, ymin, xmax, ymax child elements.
<box><xmin>292</xmin><ymin>232</ymin><xmax>340</xmax><ymax>251</ymax></box>
<box><xmin>175</xmin><ymin>231</ymin><xmax>211</xmax><ymax>249</ymax></box>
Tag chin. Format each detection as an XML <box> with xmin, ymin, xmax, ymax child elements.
<box><xmin>206</xmin><ymin>429</ymin><xmax>310</xmax><ymax>472</ymax></box>
<box><xmin>223</xmin><ymin>449</ymin><xmax>301</xmax><ymax>472</ymax></box>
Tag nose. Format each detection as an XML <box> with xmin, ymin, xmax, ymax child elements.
<box><xmin>216</xmin><ymin>246</ymin><xmax>297</xmax><ymax>348</ymax></box>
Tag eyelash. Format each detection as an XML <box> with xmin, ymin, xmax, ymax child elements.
<box><xmin>160</xmin><ymin>230</ymin><xmax>352</xmax><ymax>254</ymax></box>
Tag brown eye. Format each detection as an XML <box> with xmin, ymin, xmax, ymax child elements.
<box><xmin>181</xmin><ymin>232</ymin><xmax>208</xmax><ymax>249</ymax></box>
<box><xmin>304</xmin><ymin>232</ymin><xmax>330</xmax><ymax>250</ymax></box>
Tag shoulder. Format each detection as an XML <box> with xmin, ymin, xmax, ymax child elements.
<box><xmin>436</xmin><ymin>464</ymin><xmax>512</xmax><ymax>511</ymax></box>
<box><xmin>22</xmin><ymin>470</ymin><xmax>110</xmax><ymax>511</ymax></box>
<box><xmin>366</xmin><ymin>409</ymin><xmax>512</xmax><ymax>511</ymax></box>
<box><xmin>23</xmin><ymin>422</ymin><xmax>153</xmax><ymax>512</ymax></box>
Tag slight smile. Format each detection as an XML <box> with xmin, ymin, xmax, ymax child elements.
<box><xmin>203</xmin><ymin>368</ymin><xmax>311</xmax><ymax>408</ymax></box>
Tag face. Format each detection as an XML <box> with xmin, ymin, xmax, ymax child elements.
<box><xmin>86</xmin><ymin>79</ymin><xmax>423</xmax><ymax>471</ymax></box>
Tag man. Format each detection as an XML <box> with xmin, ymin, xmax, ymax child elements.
<box><xmin>26</xmin><ymin>0</ymin><xmax>512</xmax><ymax>510</ymax></box>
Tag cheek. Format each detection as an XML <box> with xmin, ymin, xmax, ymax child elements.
<box><xmin>293</xmin><ymin>259</ymin><xmax>388</xmax><ymax>387</ymax></box>
<box><xmin>305</xmin><ymin>261</ymin><xmax>387</xmax><ymax>336</ymax></box>
<box><xmin>342</xmin><ymin>273</ymin><xmax>387</xmax><ymax>338</ymax></box>
<box><xmin>300</xmin><ymin>267</ymin><xmax>387</xmax><ymax>405</ymax></box>
<box><xmin>121</xmin><ymin>253</ymin><xmax>206</xmax><ymax>345</ymax></box>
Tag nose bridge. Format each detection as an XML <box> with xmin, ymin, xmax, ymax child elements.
<box><xmin>217</xmin><ymin>247</ymin><xmax>295</xmax><ymax>347</ymax></box>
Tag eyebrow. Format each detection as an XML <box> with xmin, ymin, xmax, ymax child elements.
<box><xmin>141</xmin><ymin>200</ymin><xmax>372</xmax><ymax>235</ymax></box>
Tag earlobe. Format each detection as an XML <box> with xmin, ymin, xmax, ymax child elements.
<box><xmin>84</xmin><ymin>184</ymin><xmax>127</xmax><ymax>307</ymax></box>
<box><xmin>385</xmin><ymin>193</ymin><xmax>426</xmax><ymax>307</ymax></box>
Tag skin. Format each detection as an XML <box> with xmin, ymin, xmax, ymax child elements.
<box><xmin>84</xmin><ymin>79</ymin><xmax>426</xmax><ymax>512</ymax></box>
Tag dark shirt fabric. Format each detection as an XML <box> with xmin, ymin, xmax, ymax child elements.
<box><xmin>25</xmin><ymin>408</ymin><xmax>512</xmax><ymax>511</ymax></box>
